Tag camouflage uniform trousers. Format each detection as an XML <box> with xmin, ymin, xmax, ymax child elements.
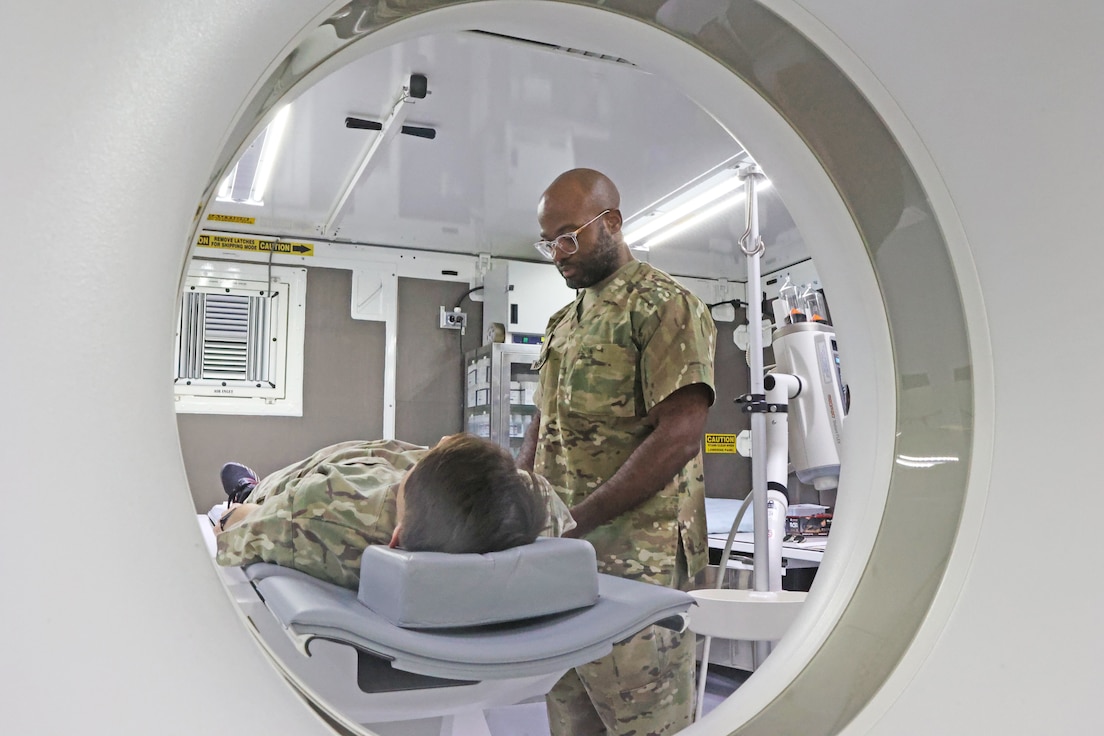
<box><xmin>546</xmin><ymin>624</ymin><xmax>696</xmax><ymax>736</ymax></box>
<box><xmin>546</xmin><ymin>549</ymin><xmax>696</xmax><ymax>736</ymax></box>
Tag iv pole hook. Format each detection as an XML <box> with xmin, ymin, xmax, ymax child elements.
<box><xmin>738</xmin><ymin>165</ymin><xmax>765</xmax><ymax>256</ymax></box>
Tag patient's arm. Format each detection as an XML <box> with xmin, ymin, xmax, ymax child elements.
<box><xmin>212</xmin><ymin>503</ymin><xmax>260</xmax><ymax>534</ymax></box>
<box><xmin>523</xmin><ymin>471</ymin><xmax>576</xmax><ymax>537</ymax></box>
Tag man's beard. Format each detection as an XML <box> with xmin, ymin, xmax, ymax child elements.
<box><xmin>560</xmin><ymin>228</ymin><xmax>621</xmax><ymax>289</ymax></box>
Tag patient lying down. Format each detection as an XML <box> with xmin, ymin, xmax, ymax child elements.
<box><xmin>213</xmin><ymin>434</ymin><xmax>575</xmax><ymax>589</ymax></box>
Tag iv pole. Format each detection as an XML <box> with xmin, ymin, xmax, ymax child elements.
<box><xmin>735</xmin><ymin>164</ymin><xmax>776</xmax><ymax>666</ymax></box>
<box><xmin>693</xmin><ymin>166</ymin><xmax>823</xmax><ymax>720</ymax></box>
<box><xmin>693</xmin><ymin>165</ymin><xmax>806</xmax><ymax>721</ymax></box>
<box><xmin>738</xmin><ymin>165</ymin><xmax>767</xmax><ymax>577</ymax></box>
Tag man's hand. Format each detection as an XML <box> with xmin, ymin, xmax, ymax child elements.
<box><xmin>567</xmin><ymin>383</ymin><xmax>712</xmax><ymax>537</ymax></box>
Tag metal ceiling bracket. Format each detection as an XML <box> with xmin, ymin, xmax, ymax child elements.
<box><xmin>476</xmin><ymin>253</ymin><xmax>493</xmax><ymax>278</ymax></box>
<box><xmin>320</xmin><ymin>79</ymin><xmax>421</xmax><ymax>236</ymax></box>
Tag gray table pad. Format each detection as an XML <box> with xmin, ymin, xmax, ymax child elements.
<box><xmin>250</xmin><ymin>567</ymin><xmax>693</xmax><ymax>681</ymax></box>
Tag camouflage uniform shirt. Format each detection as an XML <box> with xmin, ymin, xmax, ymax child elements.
<box><xmin>216</xmin><ymin>439</ymin><xmax>574</xmax><ymax>589</ymax></box>
<box><xmin>534</xmin><ymin>260</ymin><xmax>716</xmax><ymax>588</ymax></box>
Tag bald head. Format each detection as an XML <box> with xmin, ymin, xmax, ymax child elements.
<box><xmin>537</xmin><ymin>168</ymin><xmax>633</xmax><ymax>289</ymax></box>
<box><xmin>539</xmin><ymin>168</ymin><xmax>621</xmax><ymax>217</ymax></box>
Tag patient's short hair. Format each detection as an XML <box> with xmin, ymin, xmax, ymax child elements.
<box><xmin>400</xmin><ymin>434</ymin><xmax>546</xmax><ymax>554</ymax></box>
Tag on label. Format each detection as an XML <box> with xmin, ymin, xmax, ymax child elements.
<box><xmin>197</xmin><ymin>233</ymin><xmax>313</xmax><ymax>256</ymax></box>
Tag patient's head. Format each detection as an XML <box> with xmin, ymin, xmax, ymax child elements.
<box><xmin>397</xmin><ymin>433</ymin><xmax>546</xmax><ymax>554</ymax></box>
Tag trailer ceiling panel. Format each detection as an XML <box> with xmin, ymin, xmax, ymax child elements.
<box><xmin>209</xmin><ymin>30</ymin><xmax>808</xmax><ymax>281</ymax></box>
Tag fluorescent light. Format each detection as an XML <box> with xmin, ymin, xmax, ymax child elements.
<box><xmin>642</xmin><ymin>191</ymin><xmax>746</xmax><ymax>249</ymax></box>
<box><xmin>624</xmin><ymin>176</ymin><xmax>743</xmax><ymax>245</ymax></box>
<box><xmin>215</xmin><ymin>104</ymin><xmax>291</xmax><ymax>207</ymax></box>
<box><xmin>249</xmin><ymin>105</ymin><xmax>291</xmax><ymax>203</ymax></box>
<box><xmin>216</xmin><ymin>167</ymin><xmax>237</xmax><ymax>200</ymax></box>
<box><xmin>622</xmin><ymin>171</ymin><xmax>771</xmax><ymax>249</ymax></box>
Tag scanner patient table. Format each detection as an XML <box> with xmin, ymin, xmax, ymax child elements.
<box><xmin>198</xmin><ymin>516</ymin><xmax>694</xmax><ymax>730</ymax></box>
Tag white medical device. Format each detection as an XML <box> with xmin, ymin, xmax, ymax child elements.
<box><xmin>724</xmin><ymin>168</ymin><xmax>847</xmax><ymax>597</ymax></box>
<box><xmin>771</xmin><ymin>296</ymin><xmax>846</xmax><ymax>491</ymax></box>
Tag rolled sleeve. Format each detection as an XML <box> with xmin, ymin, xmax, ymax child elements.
<box><xmin>524</xmin><ymin>471</ymin><xmax>576</xmax><ymax>537</ymax></box>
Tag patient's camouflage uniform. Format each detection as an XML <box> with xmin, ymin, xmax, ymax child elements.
<box><xmin>216</xmin><ymin>439</ymin><xmax>574</xmax><ymax>589</ymax></box>
<box><xmin>534</xmin><ymin>260</ymin><xmax>716</xmax><ymax>736</ymax></box>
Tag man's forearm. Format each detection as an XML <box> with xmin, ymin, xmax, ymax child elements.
<box><xmin>516</xmin><ymin>409</ymin><xmax>541</xmax><ymax>471</ymax></box>
<box><xmin>565</xmin><ymin>385</ymin><xmax>711</xmax><ymax>537</ymax></box>
<box><xmin>565</xmin><ymin>427</ymin><xmax>699</xmax><ymax>537</ymax></box>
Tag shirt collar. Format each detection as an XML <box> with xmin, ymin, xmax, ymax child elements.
<box><xmin>582</xmin><ymin>259</ymin><xmax>641</xmax><ymax>300</ymax></box>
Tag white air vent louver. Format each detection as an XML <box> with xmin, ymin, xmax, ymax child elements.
<box><xmin>177</xmin><ymin>293</ymin><xmax>272</xmax><ymax>383</ymax></box>
<box><xmin>174</xmin><ymin>261</ymin><xmax>306</xmax><ymax>416</ymax></box>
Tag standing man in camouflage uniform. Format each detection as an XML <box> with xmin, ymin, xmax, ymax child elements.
<box><xmin>518</xmin><ymin>168</ymin><xmax>717</xmax><ymax>735</ymax></box>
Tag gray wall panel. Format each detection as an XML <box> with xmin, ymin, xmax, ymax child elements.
<box><xmin>396</xmin><ymin>277</ymin><xmax>483</xmax><ymax>445</ymax></box>
<box><xmin>179</xmin><ymin>267</ymin><xmax>385</xmax><ymax>510</ymax></box>
<box><xmin>704</xmin><ymin>308</ymin><xmax>752</xmax><ymax>500</ymax></box>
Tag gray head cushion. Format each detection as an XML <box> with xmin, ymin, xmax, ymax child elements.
<box><xmin>357</xmin><ymin>537</ymin><xmax>599</xmax><ymax>629</ymax></box>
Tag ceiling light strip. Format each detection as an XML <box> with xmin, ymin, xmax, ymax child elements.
<box><xmin>624</xmin><ymin>176</ymin><xmax>743</xmax><ymax>244</ymax></box>
<box><xmin>249</xmin><ymin>105</ymin><xmax>291</xmax><ymax>204</ymax></box>
<box><xmin>641</xmin><ymin>191</ymin><xmax>747</xmax><ymax>249</ymax></box>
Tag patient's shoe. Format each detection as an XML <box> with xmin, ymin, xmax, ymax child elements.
<box><xmin>220</xmin><ymin>462</ymin><xmax>258</xmax><ymax>504</ymax></box>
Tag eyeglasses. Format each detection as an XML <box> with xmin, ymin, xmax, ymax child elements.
<box><xmin>533</xmin><ymin>210</ymin><xmax>610</xmax><ymax>260</ymax></box>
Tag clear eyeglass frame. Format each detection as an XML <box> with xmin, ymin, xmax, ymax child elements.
<box><xmin>533</xmin><ymin>209</ymin><xmax>610</xmax><ymax>260</ymax></box>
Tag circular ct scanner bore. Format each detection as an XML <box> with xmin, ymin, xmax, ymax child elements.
<box><xmin>201</xmin><ymin>3</ymin><xmax>977</xmax><ymax>733</ymax></box>
<box><xmin>3</xmin><ymin>1</ymin><xmax>988</xmax><ymax>735</ymax></box>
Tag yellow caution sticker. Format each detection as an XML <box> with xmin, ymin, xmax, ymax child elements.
<box><xmin>197</xmin><ymin>233</ymin><xmax>313</xmax><ymax>256</ymax></box>
<box><xmin>207</xmin><ymin>213</ymin><xmax>256</xmax><ymax>225</ymax></box>
<box><xmin>704</xmin><ymin>433</ymin><xmax>738</xmax><ymax>454</ymax></box>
